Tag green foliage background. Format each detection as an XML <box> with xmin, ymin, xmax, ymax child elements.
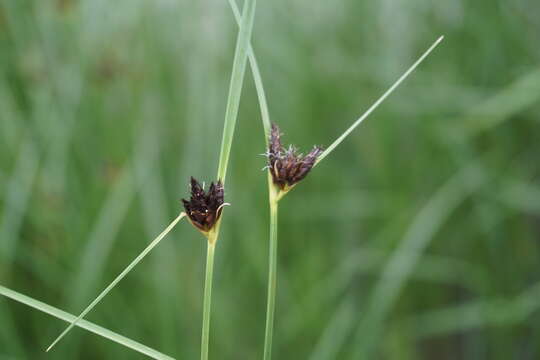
<box><xmin>1</xmin><ymin>0</ymin><xmax>540</xmax><ymax>359</ymax></box>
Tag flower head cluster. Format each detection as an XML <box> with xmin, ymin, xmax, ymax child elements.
<box><xmin>182</xmin><ymin>177</ymin><xmax>225</xmax><ymax>233</ymax></box>
<box><xmin>266</xmin><ymin>123</ymin><xmax>323</xmax><ymax>191</ymax></box>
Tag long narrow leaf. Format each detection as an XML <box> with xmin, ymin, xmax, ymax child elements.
<box><xmin>227</xmin><ymin>0</ymin><xmax>271</xmax><ymax>141</ymax></box>
<box><xmin>315</xmin><ymin>36</ymin><xmax>444</xmax><ymax>165</ymax></box>
<box><xmin>198</xmin><ymin>1</ymin><xmax>258</xmax><ymax>359</ymax></box>
<box><xmin>227</xmin><ymin>2</ymin><xmax>277</xmax><ymax>358</ymax></box>
<box><xmin>0</xmin><ymin>285</ymin><xmax>174</xmax><ymax>360</ymax></box>
<box><xmin>46</xmin><ymin>213</ymin><xmax>186</xmax><ymax>351</ymax></box>
<box><xmin>216</xmin><ymin>0</ymin><xmax>258</xmax><ymax>182</ymax></box>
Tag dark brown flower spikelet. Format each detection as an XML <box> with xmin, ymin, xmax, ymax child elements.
<box><xmin>182</xmin><ymin>177</ymin><xmax>225</xmax><ymax>233</ymax></box>
<box><xmin>266</xmin><ymin>123</ymin><xmax>323</xmax><ymax>190</ymax></box>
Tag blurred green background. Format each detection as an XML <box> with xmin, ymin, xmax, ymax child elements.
<box><xmin>1</xmin><ymin>0</ymin><xmax>540</xmax><ymax>359</ymax></box>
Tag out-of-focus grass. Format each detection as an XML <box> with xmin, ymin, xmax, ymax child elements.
<box><xmin>1</xmin><ymin>0</ymin><xmax>539</xmax><ymax>359</ymax></box>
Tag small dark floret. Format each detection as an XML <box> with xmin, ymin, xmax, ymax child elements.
<box><xmin>266</xmin><ymin>123</ymin><xmax>323</xmax><ymax>191</ymax></box>
<box><xmin>182</xmin><ymin>177</ymin><xmax>225</xmax><ymax>233</ymax></box>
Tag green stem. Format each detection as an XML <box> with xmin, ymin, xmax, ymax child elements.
<box><xmin>216</xmin><ymin>0</ymin><xmax>257</xmax><ymax>183</ymax></box>
<box><xmin>227</xmin><ymin>0</ymin><xmax>271</xmax><ymax>140</ymax></box>
<box><xmin>201</xmin><ymin>240</ymin><xmax>216</xmax><ymax>360</ymax></box>
<box><xmin>200</xmin><ymin>0</ymin><xmax>256</xmax><ymax>357</ymax></box>
<box><xmin>46</xmin><ymin>213</ymin><xmax>186</xmax><ymax>352</ymax></box>
<box><xmin>315</xmin><ymin>36</ymin><xmax>444</xmax><ymax>166</ymax></box>
<box><xmin>0</xmin><ymin>285</ymin><xmax>174</xmax><ymax>360</ymax></box>
<box><xmin>264</xmin><ymin>185</ymin><xmax>279</xmax><ymax>360</ymax></box>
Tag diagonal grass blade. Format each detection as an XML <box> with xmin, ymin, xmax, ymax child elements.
<box><xmin>0</xmin><ymin>285</ymin><xmax>175</xmax><ymax>360</ymax></box>
<box><xmin>315</xmin><ymin>36</ymin><xmax>444</xmax><ymax>165</ymax></box>
<box><xmin>46</xmin><ymin>213</ymin><xmax>186</xmax><ymax>352</ymax></box>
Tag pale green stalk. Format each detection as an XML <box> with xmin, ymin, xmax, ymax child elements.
<box><xmin>46</xmin><ymin>0</ymin><xmax>258</xmax><ymax>354</ymax></box>
<box><xmin>200</xmin><ymin>240</ymin><xmax>216</xmax><ymax>360</ymax></box>
<box><xmin>0</xmin><ymin>285</ymin><xmax>175</xmax><ymax>359</ymax></box>
<box><xmin>263</xmin><ymin>179</ymin><xmax>279</xmax><ymax>360</ymax></box>
<box><xmin>315</xmin><ymin>36</ymin><xmax>444</xmax><ymax>165</ymax></box>
<box><xmin>228</xmin><ymin>2</ymin><xmax>279</xmax><ymax>357</ymax></box>
<box><xmin>46</xmin><ymin>213</ymin><xmax>186</xmax><ymax>352</ymax></box>
<box><xmin>231</xmin><ymin>27</ymin><xmax>443</xmax><ymax>358</ymax></box>
<box><xmin>217</xmin><ymin>0</ymin><xmax>258</xmax><ymax>183</ymax></box>
<box><xmin>200</xmin><ymin>1</ymin><xmax>257</xmax><ymax>359</ymax></box>
<box><xmin>227</xmin><ymin>0</ymin><xmax>271</xmax><ymax>139</ymax></box>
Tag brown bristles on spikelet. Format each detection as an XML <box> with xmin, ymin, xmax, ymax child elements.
<box><xmin>266</xmin><ymin>123</ymin><xmax>323</xmax><ymax>190</ymax></box>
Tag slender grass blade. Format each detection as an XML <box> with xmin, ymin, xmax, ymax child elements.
<box><xmin>0</xmin><ymin>285</ymin><xmax>175</xmax><ymax>360</ymax></box>
<box><xmin>46</xmin><ymin>213</ymin><xmax>186</xmax><ymax>352</ymax></box>
<box><xmin>216</xmin><ymin>0</ymin><xmax>258</xmax><ymax>183</ymax></box>
<box><xmin>316</xmin><ymin>36</ymin><xmax>444</xmax><ymax>165</ymax></box>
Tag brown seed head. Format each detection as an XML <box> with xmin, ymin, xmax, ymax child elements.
<box><xmin>182</xmin><ymin>177</ymin><xmax>225</xmax><ymax>233</ymax></box>
<box><xmin>266</xmin><ymin>123</ymin><xmax>323</xmax><ymax>190</ymax></box>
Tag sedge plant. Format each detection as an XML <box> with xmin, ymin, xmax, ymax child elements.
<box><xmin>230</xmin><ymin>24</ymin><xmax>444</xmax><ymax>357</ymax></box>
<box><xmin>190</xmin><ymin>0</ymin><xmax>257</xmax><ymax>359</ymax></box>
<box><xmin>2</xmin><ymin>2</ymin><xmax>441</xmax><ymax>358</ymax></box>
<box><xmin>45</xmin><ymin>1</ymin><xmax>258</xmax><ymax>359</ymax></box>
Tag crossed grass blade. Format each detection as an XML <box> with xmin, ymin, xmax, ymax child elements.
<box><xmin>46</xmin><ymin>213</ymin><xmax>186</xmax><ymax>352</ymax></box>
<box><xmin>0</xmin><ymin>285</ymin><xmax>175</xmax><ymax>360</ymax></box>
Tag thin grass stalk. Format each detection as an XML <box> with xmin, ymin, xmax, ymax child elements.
<box><xmin>227</xmin><ymin>0</ymin><xmax>271</xmax><ymax>139</ymax></box>
<box><xmin>237</xmin><ymin>4</ymin><xmax>444</xmax><ymax>358</ymax></box>
<box><xmin>0</xmin><ymin>285</ymin><xmax>174</xmax><ymax>360</ymax></box>
<box><xmin>217</xmin><ymin>0</ymin><xmax>258</xmax><ymax>183</ymax></box>
<box><xmin>46</xmin><ymin>213</ymin><xmax>186</xmax><ymax>352</ymax></box>
<box><xmin>200</xmin><ymin>240</ymin><xmax>216</xmax><ymax>360</ymax></box>
<box><xmin>228</xmin><ymin>4</ymin><xmax>289</xmax><ymax>356</ymax></box>
<box><xmin>229</xmin><ymin>2</ymin><xmax>278</xmax><ymax>356</ymax></box>
<box><xmin>199</xmin><ymin>0</ymin><xmax>257</xmax><ymax>359</ymax></box>
<box><xmin>236</xmin><ymin>33</ymin><xmax>444</xmax><ymax>359</ymax></box>
<box><xmin>263</xmin><ymin>178</ymin><xmax>279</xmax><ymax>360</ymax></box>
<box><xmin>227</xmin><ymin>8</ymin><xmax>276</xmax><ymax>355</ymax></box>
<box><xmin>46</xmin><ymin>0</ymin><xmax>257</xmax><ymax>354</ymax></box>
<box><xmin>315</xmin><ymin>36</ymin><xmax>444</xmax><ymax>166</ymax></box>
